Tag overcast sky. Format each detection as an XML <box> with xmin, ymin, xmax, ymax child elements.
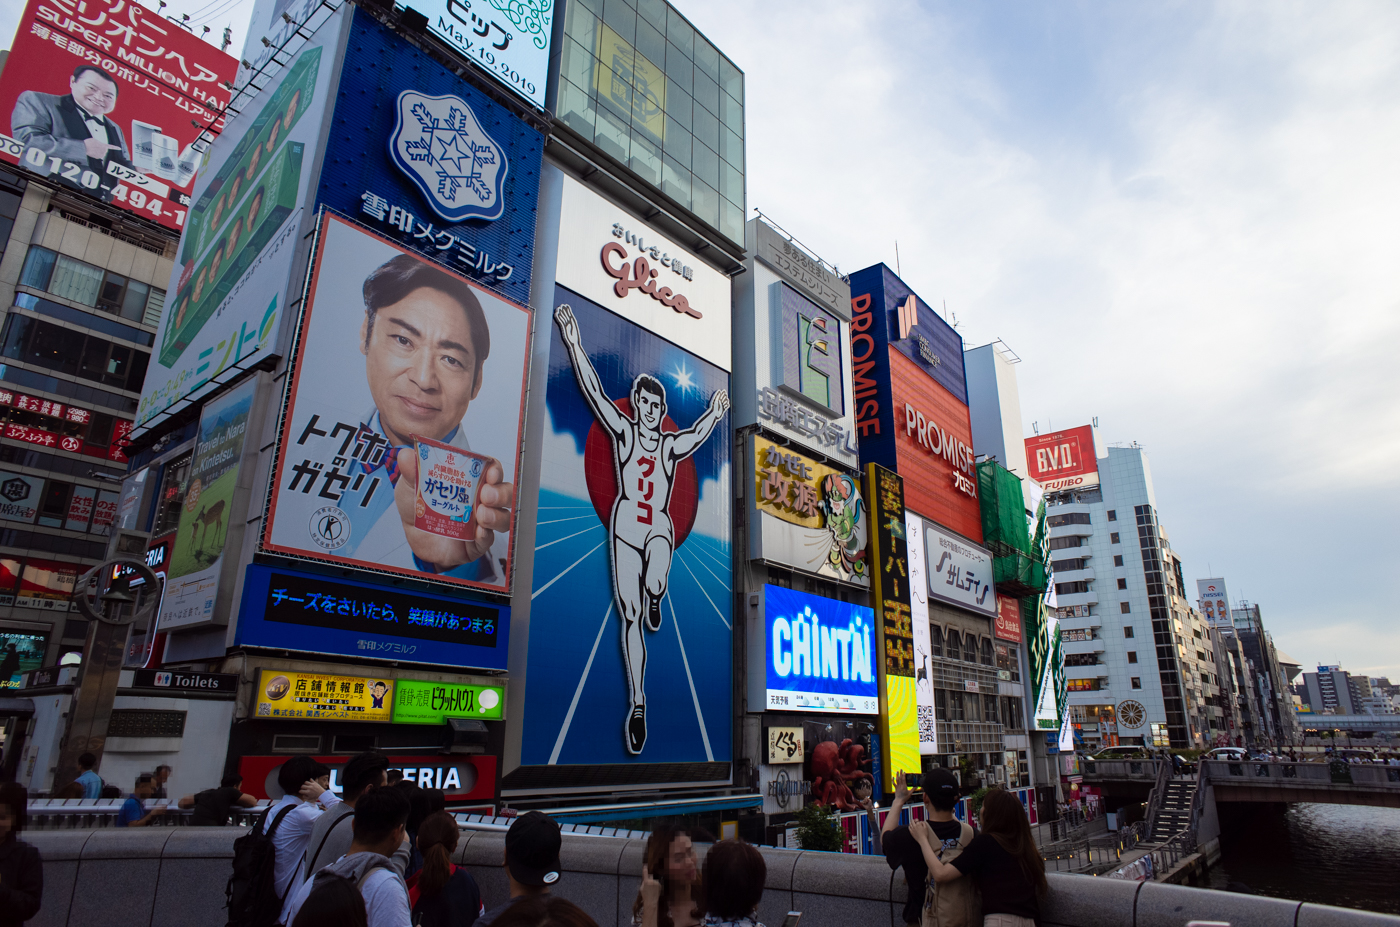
<box><xmin>4</xmin><ymin>1</ymin><xmax>1395</xmax><ymax>680</ymax></box>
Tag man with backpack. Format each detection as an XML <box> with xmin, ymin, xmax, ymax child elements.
<box><xmin>281</xmin><ymin>786</ymin><xmax>414</xmax><ymax>927</ymax></box>
<box><xmin>882</xmin><ymin>769</ymin><xmax>979</xmax><ymax>927</ymax></box>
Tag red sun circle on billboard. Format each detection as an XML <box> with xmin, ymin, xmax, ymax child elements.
<box><xmin>583</xmin><ymin>398</ymin><xmax>699</xmax><ymax>546</ymax></box>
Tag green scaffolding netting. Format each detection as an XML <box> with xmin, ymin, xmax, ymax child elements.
<box><xmin>977</xmin><ymin>459</ymin><xmax>1046</xmax><ymax>595</ymax></box>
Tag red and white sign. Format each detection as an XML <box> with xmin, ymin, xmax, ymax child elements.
<box><xmin>995</xmin><ymin>593</ymin><xmax>1023</xmax><ymax>643</ymax></box>
<box><xmin>1025</xmin><ymin>425</ymin><xmax>1099</xmax><ymax>492</ymax></box>
<box><xmin>238</xmin><ymin>754</ymin><xmax>497</xmax><ymax>803</ymax></box>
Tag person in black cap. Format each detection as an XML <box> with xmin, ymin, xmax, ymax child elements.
<box><xmin>882</xmin><ymin>769</ymin><xmax>976</xmax><ymax>926</ymax></box>
<box><xmin>476</xmin><ymin>811</ymin><xmax>563</xmax><ymax>927</ymax></box>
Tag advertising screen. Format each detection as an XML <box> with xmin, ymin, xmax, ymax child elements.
<box><xmin>0</xmin><ymin>630</ymin><xmax>47</xmax><ymax>689</ymax></box>
<box><xmin>136</xmin><ymin>7</ymin><xmax>345</xmax><ymax>430</ymax></box>
<box><xmin>1197</xmin><ymin>577</ymin><xmax>1231</xmax><ymax>627</ymax></box>
<box><xmin>160</xmin><ymin>377</ymin><xmax>256</xmax><ymax>629</ymax></box>
<box><xmin>317</xmin><ymin>9</ymin><xmax>544</xmax><ymax>307</ymax></box>
<box><xmin>923</xmin><ymin>520</ymin><xmax>997</xmax><ymax>618</ymax></box>
<box><xmin>415</xmin><ymin>0</ymin><xmax>554</xmax><ymax>110</ymax></box>
<box><xmin>754</xmin><ymin>585</ymin><xmax>877</xmax><ymax>714</ymax></box>
<box><xmin>749</xmin><ymin>435</ymin><xmax>868</xmax><ymax>586</ymax></box>
<box><xmin>521</xmin><ymin>285</ymin><xmax>731</xmax><ymax>768</ymax></box>
<box><xmin>1024</xmin><ymin>425</ymin><xmax>1099</xmax><ymax>493</ymax></box>
<box><xmin>0</xmin><ymin>0</ymin><xmax>237</xmax><ymax>232</ymax></box>
<box><xmin>254</xmin><ymin>668</ymin><xmax>394</xmax><ymax>722</ymax></box>
<box><xmin>866</xmin><ymin>463</ymin><xmax>918</xmax><ymax>788</ymax></box>
<box><xmin>393</xmin><ymin>678</ymin><xmax>505</xmax><ymax>724</ymax></box>
<box><xmin>904</xmin><ymin>514</ymin><xmax>937</xmax><ymax>754</ymax></box>
<box><xmin>236</xmin><ymin>563</ymin><xmax>509</xmax><ymax>671</ymax></box>
<box><xmin>17</xmin><ymin>558</ymin><xmax>77</xmax><ymax>609</ymax></box>
<box><xmin>262</xmin><ymin>213</ymin><xmax>531</xmax><ymax>593</ymax></box>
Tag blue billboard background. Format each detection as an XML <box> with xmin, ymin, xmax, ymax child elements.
<box><xmin>522</xmin><ymin>285</ymin><xmax>732</xmax><ymax>767</ymax></box>
<box><xmin>235</xmin><ymin>563</ymin><xmax>510</xmax><ymax>671</ymax></box>
<box><xmin>763</xmin><ymin>584</ymin><xmax>878</xmax><ymax>713</ymax></box>
<box><xmin>316</xmin><ymin>9</ymin><xmax>544</xmax><ymax>305</ymax></box>
<box><xmin>848</xmin><ymin>264</ymin><xmax>967</xmax><ymax>403</ymax></box>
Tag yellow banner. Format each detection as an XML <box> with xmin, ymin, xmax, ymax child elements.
<box><xmin>865</xmin><ymin>463</ymin><xmax>919</xmax><ymax>791</ymax></box>
<box><xmin>254</xmin><ymin>669</ymin><xmax>393</xmax><ymax>722</ymax></box>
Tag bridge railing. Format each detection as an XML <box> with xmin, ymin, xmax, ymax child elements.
<box><xmin>1201</xmin><ymin>759</ymin><xmax>1400</xmax><ymax>788</ymax></box>
<box><xmin>1081</xmin><ymin>758</ymin><xmax>1167</xmax><ymax>780</ymax></box>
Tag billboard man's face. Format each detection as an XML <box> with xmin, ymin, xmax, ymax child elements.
<box><xmin>361</xmin><ymin>286</ymin><xmax>481</xmax><ymax>447</ymax></box>
<box><xmin>71</xmin><ymin>71</ymin><xmax>118</xmax><ymax>118</ymax></box>
<box><xmin>633</xmin><ymin>385</ymin><xmax>664</xmax><ymax>432</ymax></box>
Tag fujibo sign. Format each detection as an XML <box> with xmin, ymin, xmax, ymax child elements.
<box><xmin>752</xmin><ymin>584</ymin><xmax>878</xmax><ymax>714</ymax></box>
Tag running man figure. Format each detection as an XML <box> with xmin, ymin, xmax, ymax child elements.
<box><xmin>554</xmin><ymin>304</ymin><xmax>729</xmax><ymax>754</ymax></box>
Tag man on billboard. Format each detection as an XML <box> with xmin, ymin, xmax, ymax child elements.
<box><xmin>11</xmin><ymin>66</ymin><xmax>138</xmax><ymax>202</ymax></box>
<box><xmin>553</xmin><ymin>303</ymin><xmax>729</xmax><ymax>754</ymax></box>
<box><xmin>327</xmin><ymin>254</ymin><xmax>514</xmax><ymax>582</ymax></box>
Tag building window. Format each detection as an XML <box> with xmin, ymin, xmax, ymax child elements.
<box><xmin>1051</xmin><ymin>557</ymin><xmax>1087</xmax><ymax>573</ymax></box>
<box><xmin>1</xmin><ymin>315</ymin><xmax>150</xmax><ymax>391</ymax></box>
<box><xmin>947</xmin><ymin>689</ymin><xmax>964</xmax><ymax>721</ymax></box>
<box><xmin>1124</xmin><ymin>626</ymin><xmax>1134</xmax><ymax>638</ymax></box>
<box><xmin>1114</xmin><ymin>555</ymin><xmax>1124</xmax><ymax>567</ymax></box>
<box><xmin>981</xmin><ymin>638</ymin><xmax>995</xmax><ymax>666</ymax></box>
<box><xmin>1120</xmin><ymin>602</ymin><xmax>1131</xmax><ymax>614</ymax></box>
<box><xmin>1127</xmin><ymin>651</ymin><xmax>1138</xmax><ymax>664</ymax></box>
<box><xmin>934</xmin><ymin>688</ymin><xmax>948</xmax><ymax>721</ymax></box>
<box><xmin>1107</xmin><ymin>510</ymin><xmax>1117</xmax><ymax>521</ymax></box>
<box><xmin>930</xmin><ymin>625</ymin><xmax>943</xmax><ymax>658</ymax></box>
<box><xmin>1110</xmin><ymin>533</ymin><xmax>1120</xmax><ymax>544</ymax></box>
<box><xmin>1048</xmin><ymin>536</ymin><xmax>1083</xmax><ymax>551</ymax></box>
<box><xmin>945</xmin><ymin>630</ymin><xmax>962</xmax><ymax>662</ymax></box>
<box><xmin>1056</xmin><ymin>581</ymin><xmax>1090</xmax><ymax>595</ymax></box>
<box><xmin>19</xmin><ymin>246</ymin><xmax>164</xmax><ymax>324</ymax></box>
<box><xmin>1117</xmin><ymin>578</ymin><xmax>1128</xmax><ymax>590</ymax></box>
<box><xmin>983</xmin><ymin>694</ymin><xmax>999</xmax><ymax>724</ymax></box>
<box><xmin>1046</xmin><ymin>512</ymin><xmax>1091</xmax><ymax>527</ymax></box>
<box><xmin>964</xmin><ymin>692</ymin><xmax>981</xmax><ymax>722</ymax></box>
<box><xmin>1131</xmin><ymin>677</ymin><xmax>1142</xmax><ymax>689</ymax></box>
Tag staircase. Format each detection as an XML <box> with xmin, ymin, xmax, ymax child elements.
<box><xmin>1149</xmin><ymin>777</ymin><xmax>1197</xmax><ymax>841</ymax></box>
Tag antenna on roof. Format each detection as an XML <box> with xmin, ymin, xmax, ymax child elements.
<box><xmin>894</xmin><ymin>240</ymin><xmax>901</xmax><ymax>277</ymax></box>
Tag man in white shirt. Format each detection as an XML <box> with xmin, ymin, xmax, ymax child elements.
<box><xmin>262</xmin><ymin>755</ymin><xmax>341</xmax><ymax>904</ymax></box>
<box><xmin>281</xmin><ymin>786</ymin><xmax>413</xmax><ymax>927</ymax></box>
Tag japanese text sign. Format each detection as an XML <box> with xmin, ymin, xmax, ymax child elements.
<box><xmin>255</xmin><ymin>669</ymin><xmax>393</xmax><ymax>722</ymax></box>
<box><xmin>393</xmin><ymin>678</ymin><xmax>504</xmax><ymax>724</ymax></box>
<box><xmin>865</xmin><ymin>462</ymin><xmax>919</xmax><ymax>790</ymax></box>
<box><xmin>750</xmin><ymin>435</ymin><xmax>868</xmax><ymax>585</ymax></box>
<box><xmin>0</xmin><ymin>0</ymin><xmax>238</xmax><ymax>231</ymax></box>
<box><xmin>416</xmin><ymin>0</ymin><xmax>553</xmax><ymax>110</ymax></box>
<box><xmin>995</xmin><ymin>593</ymin><xmax>1024</xmax><ymax>643</ymax></box>
<box><xmin>923</xmin><ymin>521</ymin><xmax>997</xmax><ymax>618</ymax></box>
<box><xmin>754</xmin><ymin>584</ymin><xmax>878</xmax><ymax>715</ymax></box>
<box><xmin>767</xmin><ymin>726</ymin><xmax>804</xmax><ymax>765</ymax></box>
<box><xmin>1024</xmin><ymin>425</ymin><xmax>1098</xmax><ymax>492</ymax></box>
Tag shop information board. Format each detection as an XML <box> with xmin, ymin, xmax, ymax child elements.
<box><xmin>255</xmin><ymin>669</ymin><xmax>393</xmax><ymax>721</ymax></box>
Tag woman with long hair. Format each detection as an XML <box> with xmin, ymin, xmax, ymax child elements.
<box><xmin>913</xmin><ymin>788</ymin><xmax>1047</xmax><ymax>927</ymax></box>
<box><xmin>407</xmin><ymin>811</ymin><xmax>485</xmax><ymax>926</ymax></box>
<box><xmin>633</xmin><ymin>824</ymin><xmax>702</xmax><ymax>927</ymax></box>
<box><xmin>289</xmin><ymin>877</ymin><xmax>367</xmax><ymax>927</ymax></box>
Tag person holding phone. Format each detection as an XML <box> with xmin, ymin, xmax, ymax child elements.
<box><xmin>882</xmin><ymin>770</ymin><xmax>977</xmax><ymax>926</ymax></box>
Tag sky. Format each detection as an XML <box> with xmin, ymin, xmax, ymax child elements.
<box><xmin>1</xmin><ymin>1</ymin><xmax>1396</xmax><ymax>679</ymax></box>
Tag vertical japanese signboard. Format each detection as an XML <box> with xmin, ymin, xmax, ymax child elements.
<box><xmin>866</xmin><ymin>463</ymin><xmax>917</xmax><ymax>788</ymax></box>
<box><xmin>0</xmin><ymin>0</ymin><xmax>238</xmax><ymax>231</ymax></box>
<box><xmin>905</xmin><ymin>512</ymin><xmax>937</xmax><ymax>756</ymax></box>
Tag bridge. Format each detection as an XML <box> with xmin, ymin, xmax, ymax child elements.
<box><xmin>1199</xmin><ymin>758</ymin><xmax>1400</xmax><ymax>809</ymax></box>
<box><xmin>1295</xmin><ymin>712</ymin><xmax>1400</xmax><ymax>733</ymax></box>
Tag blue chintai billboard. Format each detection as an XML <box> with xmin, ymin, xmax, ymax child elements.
<box><xmin>316</xmin><ymin>8</ymin><xmax>544</xmax><ymax>306</ymax></box>
<box><xmin>521</xmin><ymin>285</ymin><xmax>732</xmax><ymax>767</ymax></box>
<box><xmin>755</xmin><ymin>585</ymin><xmax>878</xmax><ymax>715</ymax></box>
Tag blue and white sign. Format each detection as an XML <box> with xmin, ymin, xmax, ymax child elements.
<box><xmin>316</xmin><ymin>9</ymin><xmax>543</xmax><ymax>305</ymax></box>
<box><xmin>754</xmin><ymin>585</ymin><xmax>878</xmax><ymax>715</ymax></box>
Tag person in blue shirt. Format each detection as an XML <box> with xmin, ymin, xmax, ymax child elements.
<box><xmin>116</xmin><ymin>774</ymin><xmax>166</xmax><ymax>827</ymax></box>
<box><xmin>74</xmin><ymin>753</ymin><xmax>102</xmax><ymax>800</ymax></box>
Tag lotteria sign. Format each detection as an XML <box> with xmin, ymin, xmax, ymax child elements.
<box><xmin>751</xmin><ymin>584</ymin><xmax>878</xmax><ymax>714</ymax></box>
<box><xmin>1025</xmin><ymin>425</ymin><xmax>1098</xmax><ymax>492</ymax></box>
<box><xmin>238</xmin><ymin>754</ymin><xmax>495</xmax><ymax>802</ymax></box>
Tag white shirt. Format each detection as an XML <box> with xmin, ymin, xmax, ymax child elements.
<box><xmin>80</xmin><ymin>110</ymin><xmax>109</xmax><ymax>146</ymax></box>
<box><xmin>281</xmin><ymin>856</ymin><xmax>412</xmax><ymax>927</ymax></box>
<box><xmin>262</xmin><ymin>792</ymin><xmax>342</xmax><ymax>903</ymax></box>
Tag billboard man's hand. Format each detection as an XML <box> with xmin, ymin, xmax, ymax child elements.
<box><xmin>394</xmin><ymin>450</ymin><xmax>515</xmax><ymax>571</ymax></box>
<box><xmin>84</xmin><ymin>139</ymin><xmax>117</xmax><ymax>160</ymax></box>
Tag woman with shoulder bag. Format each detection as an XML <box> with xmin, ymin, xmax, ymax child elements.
<box><xmin>407</xmin><ymin>812</ymin><xmax>485</xmax><ymax>926</ymax></box>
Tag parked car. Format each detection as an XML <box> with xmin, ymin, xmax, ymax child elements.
<box><xmin>1203</xmin><ymin>747</ymin><xmax>1250</xmax><ymax>762</ymax></box>
<box><xmin>1089</xmin><ymin>746</ymin><xmax>1151</xmax><ymax>760</ymax></box>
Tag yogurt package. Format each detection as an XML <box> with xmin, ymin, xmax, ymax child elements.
<box><xmin>412</xmin><ymin>435</ymin><xmax>487</xmax><ymax>540</ymax></box>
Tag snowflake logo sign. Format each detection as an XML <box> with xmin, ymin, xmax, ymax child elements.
<box><xmin>389</xmin><ymin>90</ymin><xmax>509</xmax><ymax>223</ymax></box>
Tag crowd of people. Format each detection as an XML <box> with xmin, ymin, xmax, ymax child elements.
<box><xmin>1</xmin><ymin>754</ymin><xmax>1052</xmax><ymax>927</ymax></box>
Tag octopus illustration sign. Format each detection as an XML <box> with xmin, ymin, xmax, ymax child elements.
<box><xmin>521</xmin><ymin>287</ymin><xmax>732</xmax><ymax>770</ymax></box>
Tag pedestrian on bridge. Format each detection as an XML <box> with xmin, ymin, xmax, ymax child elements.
<box><xmin>634</xmin><ymin>823</ymin><xmax>701</xmax><ymax>927</ymax></box>
<box><xmin>0</xmin><ymin>782</ymin><xmax>42</xmax><ymax>927</ymax></box>
<box><xmin>178</xmin><ymin>773</ymin><xmax>258</xmax><ymax>826</ymax></box>
<box><xmin>117</xmin><ymin>774</ymin><xmax>167</xmax><ymax>827</ymax></box>
<box><xmin>475</xmin><ymin>811</ymin><xmax>563</xmax><ymax>927</ymax></box>
<box><xmin>698</xmin><ymin>839</ymin><xmax>767</xmax><ymax>927</ymax></box>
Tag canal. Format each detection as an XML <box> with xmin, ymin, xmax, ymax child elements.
<box><xmin>1205</xmin><ymin>802</ymin><xmax>1400</xmax><ymax>915</ymax></box>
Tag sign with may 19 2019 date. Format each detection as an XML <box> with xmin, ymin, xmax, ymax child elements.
<box><xmin>412</xmin><ymin>0</ymin><xmax>553</xmax><ymax>110</ymax></box>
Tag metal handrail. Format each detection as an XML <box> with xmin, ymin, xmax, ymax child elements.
<box><xmin>1143</xmin><ymin>758</ymin><xmax>1171</xmax><ymax>832</ymax></box>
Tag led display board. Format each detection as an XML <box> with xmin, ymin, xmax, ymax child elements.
<box><xmin>750</xmin><ymin>584</ymin><xmax>878</xmax><ymax>714</ymax></box>
<box><xmin>866</xmin><ymin>463</ymin><xmax>918</xmax><ymax>788</ymax></box>
<box><xmin>240</xmin><ymin>754</ymin><xmax>495</xmax><ymax>803</ymax></box>
<box><xmin>1024</xmin><ymin>425</ymin><xmax>1099</xmax><ymax>492</ymax></box>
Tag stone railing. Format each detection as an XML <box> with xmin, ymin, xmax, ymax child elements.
<box><xmin>20</xmin><ymin>826</ymin><xmax>1400</xmax><ymax>927</ymax></box>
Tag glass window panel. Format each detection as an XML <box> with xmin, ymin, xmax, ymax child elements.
<box><xmin>1</xmin><ymin>315</ymin><xmax>33</xmax><ymax>360</ymax></box>
<box><xmin>19</xmin><ymin>247</ymin><xmax>56</xmax><ymax>290</ymax></box>
<box><xmin>120</xmin><ymin>280</ymin><xmax>149</xmax><ymax>323</ymax></box>
<box><xmin>666</xmin><ymin>10</ymin><xmax>693</xmax><ymax>56</ymax></box>
<box><xmin>97</xmin><ymin>272</ymin><xmax>127</xmax><ymax>315</ymax></box>
<box><xmin>691</xmin><ymin>178</ymin><xmax>719</xmax><ymax>229</ymax></box>
<box><xmin>693</xmin><ymin>70</ymin><xmax>719</xmax><ymax>116</ymax></box>
<box><xmin>694</xmin><ymin>36</ymin><xmax>720</xmax><ymax>80</ymax></box>
<box><xmin>594</xmin><ymin>106</ymin><xmax>631</xmax><ymax>163</ymax></box>
<box><xmin>964</xmin><ymin>692</ymin><xmax>981</xmax><ymax>722</ymax></box>
<box><xmin>692</xmin><ymin>104</ymin><xmax>719</xmax><ymax>153</ymax></box>
<box><xmin>665</xmin><ymin>87</ymin><xmax>691</xmax><ymax>132</ymax></box>
<box><xmin>722</xmin><ymin>126</ymin><xmax>744</xmax><ymax>170</ymax></box>
<box><xmin>692</xmin><ymin>140</ymin><xmax>719</xmax><ymax>189</ymax></box>
<box><xmin>558</xmin><ymin>78</ymin><xmax>598</xmax><ymax>136</ymax></box>
<box><xmin>125</xmin><ymin>349</ymin><xmax>148</xmax><ymax>391</ymax></box>
<box><xmin>571</xmin><ymin>0</ymin><xmax>602</xmax><ymax>16</ymax></box>
<box><xmin>635</xmin><ymin>18</ymin><xmax>665</xmax><ymax>71</ymax></box>
<box><xmin>30</xmin><ymin>320</ymin><xmax>85</xmax><ymax>375</ymax></box>
<box><xmin>143</xmin><ymin>288</ymin><xmax>166</xmax><ymax>328</ymax></box>
<box><xmin>661</xmin><ymin>156</ymin><xmax>691</xmax><ymax>209</ymax></box>
<box><xmin>666</xmin><ymin>43</ymin><xmax>692</xmax><ymax>95</ymax></box>
<box><xmin>935</xmin><ymin>688</ymin><xmax>948</xmax><ymax>721</ymax></box>
<box><xmin>0</xmin><ymin>189</ymin><xmax>20</xmax><ymax>219</ymax></box>
<box><xmin>630</xmin><ymin>50</ymin><xmax>667</xmax><ymax>146</ymax></box>
<box><xmin>637</xmin><ymin>0</ymin><xmax>666</xmax><ymax>29</ymax></box>
<box><xmin>37</xmin><ymin>480</ymin><xmax>72</xmax><ymax>527</ymax></box>
<box><xmin>721</xmin><ymin>57</ymin><xmax>743</xmax><ymax>102</ymax></box>
<box><xmin>664</xmin><ymin>125</ymin><xmax>691</xmax><ymax>165</ymax></box>
<box><xmin>561</xmin><ymin>36</ymin><xmax>595</xmax><ymax>90</ymax></box>
<box><xmin>721</xmin><ymin>92</ymin><xmax>744</xmax><ymax>137</ymax></box>
<box><xmin>720</xmin><ymin>198</ymin><xmax>744</xmax><ymax>245</ymax></box>
<box><xmin>720</xmin><ymin>159</ymin><xmax>742</xmax><ymax>203</ymax></box>
<box><xmin>629</xmin><ymin>133</ymin><xmax>662</xmax><ymax>187</ymax></box>
<box><xmin>601</xmin><ymin>0</ymin><xmax>636</xmax><ymax>44</ymax></box>
<box><xmin>565</xmin><ymin>2</ymin><xmax>600</xmax><ymax>53</ymax></box>
<box><xmin>930</xmin><ymin>625</ymin><xmax>944</xmax><ymax>657</ymax></box>
<box><xmin>946</xmin><ymin>630</ymin><xmax>962</xmax><ymax>662</ymax></box>
<box><xmin>49</xmin><ymin>255</ymin><xmax>103</xmax><ymax>306</ymax></box>
<box><xmin>79</xmin><ymin>337</ymin><xmax>111</xmax><ymax>382</ymax></box>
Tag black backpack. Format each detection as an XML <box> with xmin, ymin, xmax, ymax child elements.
<box><xmin>225</xmin><ymin>803</ymin><xmax>295</xmax><ymax>927</ymax></box>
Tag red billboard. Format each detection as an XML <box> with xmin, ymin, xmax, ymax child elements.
<box><xmin>995</xmin><ymin>593</ymin><xmax>1023</xmax><ymax>643</ymax></box>
<box><xmin>1025</xmin><ymin>425</ymin><xmax>1099</xmax><ymax>492</ymax></box>
<box><xmin>0</xmin><ymin>0</ymin><xmax>237</xmax><ymax>232</ymax></box>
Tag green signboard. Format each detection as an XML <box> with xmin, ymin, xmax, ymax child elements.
<box><xmin>393</xmin><ymin>679</ymin><xmax>504</xmax><ymax>724</ymax></box>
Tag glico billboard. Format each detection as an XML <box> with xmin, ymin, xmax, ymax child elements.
<box><xmin>0</xmin><ymin>0</ymin><xmax>237</xmax><ymax>232</ymax></box>
<box><xmin>847</xmin><ymin>264</ymin><xmax>982</xmax><ymax>542</ymax></box>
<box><xmin>1024</xmin><ymin>425</ymin><xmax>1098</xmax><ymax>493</ymax></box>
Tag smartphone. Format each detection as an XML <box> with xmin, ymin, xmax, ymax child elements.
<box><xmin>781</xmin><ymin>913</ymin><xmax>802</xmax><ymax>927</ymax></box>
<box><xmin>904</xmin><ymin>773</ymin><xmax>924</xmax><ymax>789</ymax></box>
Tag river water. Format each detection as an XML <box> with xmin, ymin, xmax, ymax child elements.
<box><xmin>1204</xmin><ymin>803</ymin><xmax>1400</xmax><ymax>914</ymax></box>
